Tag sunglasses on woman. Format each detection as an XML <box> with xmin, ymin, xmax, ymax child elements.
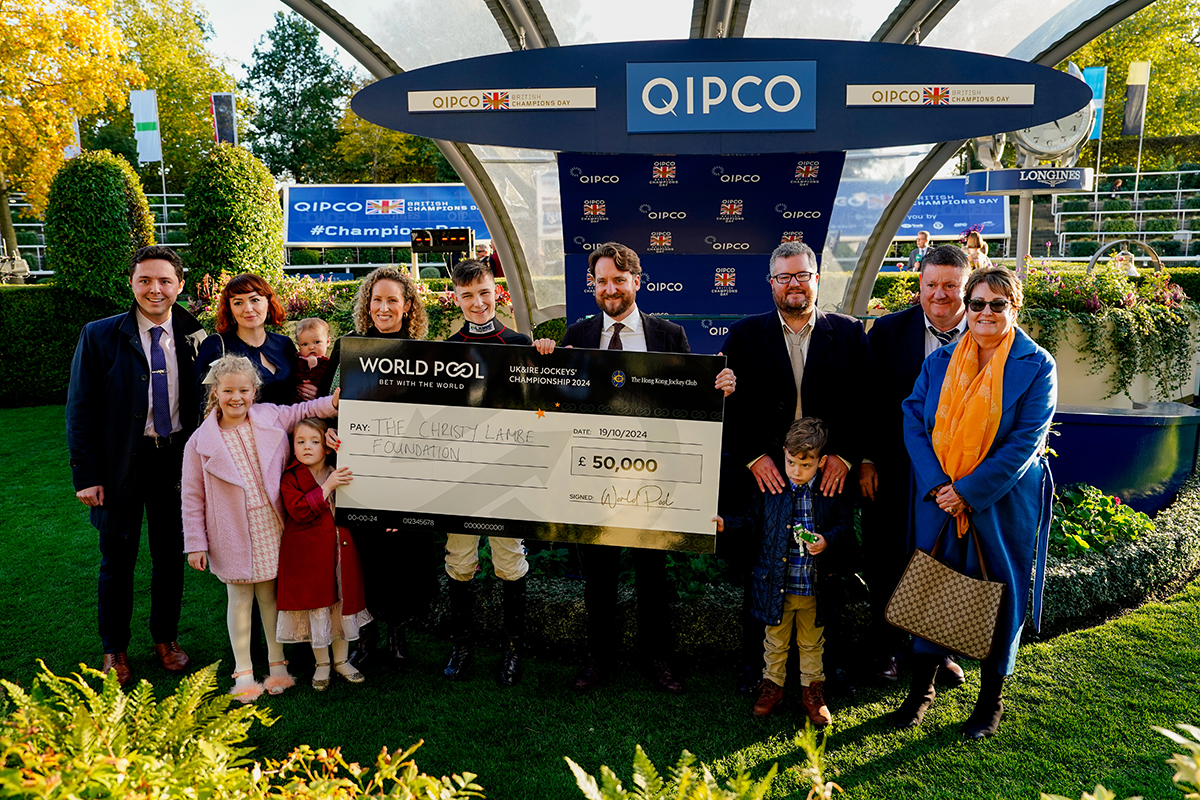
<box><xmin>967</xmin><ymin>298</ymin><xmax>1012</xmax><ymax>313</ymax></box>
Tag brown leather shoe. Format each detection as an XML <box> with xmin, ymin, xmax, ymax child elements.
<box><xmin>572</xmin><ymin>662</ymin><xmax>603</xmax><ymax>691</ymax></box>
<box><xmin>153</xmin><ymin>641</ymin><xmax>190</xmax><ymax>673</ymax></box>
<box><xmin>651</xmin><ymin>659</ymin><xmax>684</xmax><ymax>694</ymax></box>
<box><xmin>937</xmin><ymin>655</ymin><xmax>966</xmax><ymax>688</ymax></box>
<box><xmin>752</xmin><ymin>679</ymin><xmax>783</xmax><ymax>718</ymax></box>
<box><xmin>875</xmin><ymin>655</ymin><xmax>900</xmax><ymax>682</ymax></box>
<box><xmin>801</xmin><ymin>680</ymin><xmax>833</xmax><ymax>727</ymax></box>
<box><xmin>102</xmin><ymin>652</ymin><xmax>134</xmax><ymax>688</ymax></box>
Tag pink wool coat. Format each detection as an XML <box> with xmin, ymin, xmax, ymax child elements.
<box><xmin>182</xmin><ymin>396</ymin><xmax>337</xmax><ymax>582</ymax></box>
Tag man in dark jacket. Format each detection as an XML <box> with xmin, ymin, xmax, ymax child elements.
<box><xmin>66</xmin><ymin>245</ymin><xmax>207</xmax><ymax>687</ymax></box>
<box><xmin>860</xmin><ymin>244</ymin><xmax>971</xmax><ymax>685</ymax></box>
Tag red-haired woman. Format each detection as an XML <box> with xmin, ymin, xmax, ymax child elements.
<box><xmin>195</xmin><ymin>274</ymin><xmax>311</xmax><ymax>407</ymax></box>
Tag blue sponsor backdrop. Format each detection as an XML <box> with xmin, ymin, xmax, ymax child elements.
<box><xmin>283</xmin><ymin>184</ymin><xmax>490</xmax><ymax>246</ymax></box>
<box><xmin>561</xmin><ymin>152</ymin><xmax>844</xmax><ymax>354</ymax></box>
<box><xmin>896</xmin><ymin>176</ymin><xmax>1010</xmax><ymax>240</ymax></box>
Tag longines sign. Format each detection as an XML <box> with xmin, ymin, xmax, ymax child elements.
<box><xmin>352</xmin><ymin>39</ymin><xmax>1092</xmax><ymax>154</ymax></box>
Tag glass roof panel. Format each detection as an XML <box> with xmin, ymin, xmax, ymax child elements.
<box><xmin>540</xmin><ymin>0</ymin><xmax>692</xmax><ymax>45</ymax></box>
<box><xmin>922</xmin><ymin>0</ymin><xmax>1118</xmax><ymax>59</ymax></box>
<box><xmin>743</xmin><ymin>0</ymin><xmax>899</xmax><ymax>42</ymax></box>
<box><xmin>332</xmin><ymin>0</ymin><xmax>509</xmax><ymax>71</ymax></box>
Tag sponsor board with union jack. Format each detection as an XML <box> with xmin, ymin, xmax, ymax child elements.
<box><xmin>367</xmin><ymin>199</ymin><xmax>405</xmax><ymax>214</ymax></box>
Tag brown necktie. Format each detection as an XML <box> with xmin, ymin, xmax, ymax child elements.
<box><xmin>608</xmin><ymin>322</ymin><xmax>624</xmax><ymax>350</ymax></box>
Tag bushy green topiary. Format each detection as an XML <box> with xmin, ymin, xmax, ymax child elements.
<box><xmin>1102</xmin><ymin>218</ymin><xmax>1137</xmax><ymax>232</ymax></box>
<box><xmin>1145</xmin><ymin>217</ymin><xmax>1179</xmax><ymax>232</ymax></box>
<box><xmin>185</xmin><ymin>144</ymin><xmax>283</xmax><ymax>288</ymax></box>
<box><xmin>1061</xmin><ymin>200</ymin><xmax>1090</xmax><ymax>213</ymax></box>
<box><xmin>1103</xmin><ymin>199</ymin><xmax>1132</xmax><ymax>213</ymax></box>
<box><xmin>1069</xmin><ymin>240</ymin><xmax>1100</xmax><ymax>257</ymax></box>
<box><xmin>1143</xmin><ymin>197</ymin><xmax>1175</xmax><ymax>211</ymax></box>
<box><xmin>43</xmin><ymin>150</ymin><xmax>154</xmax><ymax>307</ymax></box>
<box><xmin>290</xmin><ymin>248</ymin><xmax>320</xmax><ymax>266</ymax></box>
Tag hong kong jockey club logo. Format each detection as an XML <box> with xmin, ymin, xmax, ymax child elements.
<box><xmin>611</xmin><ymin>370</ymin><xmax>626</xmax><ymax>388</ymax></box>
<box><xmin>713</xmin><ymin>268</ymin><xmax>737</xmax><ymax>297</ymax></box>
<box><xmin>648</xmin><ymin>232</ymin><xmax>673</xmax><ymax>252</ymax></box>
<box><xmin>367</xmin><ymin>199</ymin><xmax>405</xmax><ymax>214</ymax></box>
<box><xmin>792</xmin><ymin>161</ymin><xmax>821</xmax><ymax>186</ymax></box>
<box><xmin>582</xmin><ymin>200</ymin><xmax>607</xmax><ymax>222</ymax></box>
<box><xmin>482</xmin><ymin>91</ymin><xmax>509</xmax><ymax>109</ymax></box>
<box><xmin>719</xmin><ymin>199</ymin><xmax>744</xmax><ymax>221</ymax></box>
<box><xmin>651</xmin><ymin>162</ymin><xmax>677</xmax><ymax>186</ymax></box>
<box><xmin>923</xmin><ymin>86</ymin><xmax>951</xmax><ymax>105</ymax></box>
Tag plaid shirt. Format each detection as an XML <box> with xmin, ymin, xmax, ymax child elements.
<box><xmin>786</xmin><ymin>478</ymin><xmax>817</xmax><ymax>596</ymax></box>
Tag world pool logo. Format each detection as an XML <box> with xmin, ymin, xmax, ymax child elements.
<box><xmin>611</xmin><ymin>370</ymin><xmax>627</xmax><ymax>388</ymax></box>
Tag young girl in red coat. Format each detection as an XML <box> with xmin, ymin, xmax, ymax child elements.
<box><xmin>275</xmin><ymin>417</ymin><xmax>372</xmax><ymax>690</ymax></box>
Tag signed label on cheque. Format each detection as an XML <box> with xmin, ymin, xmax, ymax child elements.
<box><xmin>333</xmin><ymin>337</ymin><xmax>725</xmax><ymax>553</ymax></box>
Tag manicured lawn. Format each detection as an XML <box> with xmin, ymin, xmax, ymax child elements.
<box><xmin>3</xmin><ymin>404</ymin><xmax>1197</xmax><ymax>799</ymax></box>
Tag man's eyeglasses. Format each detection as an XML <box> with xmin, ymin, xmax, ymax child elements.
<box><xmin>967</xmin><ymin>298</ymin><xmax>1012</xmax><ymax>313</ymax></box>
<box><xmin>768</xmin><ymin>271</ymin><xmax>814</xmax><ymax>285</ymax></box>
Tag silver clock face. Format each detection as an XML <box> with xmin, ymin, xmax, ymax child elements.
<box><xmin>1013</xmin><ymin>106</ymin><xmax>1094</xmax><ymax>157</ymax></box>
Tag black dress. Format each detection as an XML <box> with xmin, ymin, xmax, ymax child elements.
<box><xmin>195</xmin><ymin>331</ymin><xmax>300</xmax><ymax>408</ymax></box>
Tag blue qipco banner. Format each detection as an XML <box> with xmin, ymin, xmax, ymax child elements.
<box><xmin>560</xmin><ymin>152</ymin><xmax>844</xmax><ymax>355</ymax></box>
<box><xmin>283</xmin><ymin>184</ymin><xmax>490</xmax><ymax>247</ymax></box>
<box><xmin>897</xmin><ymin>177</ymin><xmax>1010</xmax><ymax>241</ymax></box>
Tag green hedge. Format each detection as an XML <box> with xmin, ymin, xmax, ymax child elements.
<box><xmin>1104</xmin><ymin>199</ymin><xmax>1132</xmax><ymax>213</ymax></box>
<box><xmin>1148</xmin><ymin>239</ymin><xmax>1185</xmax><ymax>257</ymax></box>
<box><xmin>1146</xmin><ymin>217</ymin><xmax>1179</xmax><ymax>232</ymax></box>
<box><xmin>871</xmin><ymin>272</ymin><xmax>919</xmax><ymax>299</ymax></box>
<box><xmin>360</xmin><ymin>247</ymin><xmax>392</xmax><ymax>264</ymax></box>
<box><xmin>1144</xmin><ymin>197</ymin><xmax>1176</xmax><ymax>211</ymax></box>
<box><xmin>1185</xmin><ymin>196</ymin><xmax>1200</xmax><ymax>210</ymax></box>
<box><xmin>0</xmin><ymin>285</ymin><xmax>124</xmax><ymax>407</ymax></box>
<box><xmin>15</xmin><ymin>231</ymin><xmax>39</xmax><ymax>246</ymax></box>
<box><xmin>533</xmin><ymin>317</ymin><xmax>567</xmax><ymax>342</ymax></box>
<box><xmin>1103</xmin><ymin>218</ymin><xmax>1137</xmax><ymax>232</ymax></box>
<box><xmin>1065</xmin><ymin>219</ymin><xmax>1094</xmax><ymax>232</ymax></box>
<box><xmin>290</xmin><ymin>248</ymin><xmax>320</xmax><ymax>266</ymax></box>
<box><xmin>324</xmin><ymin>248</ymin><xmax>356</xmax><ymax>265</ymax></box>
<box><xmin>1061</xmin><ymin>200</ymin><xmax>1090</xmax><ymax>213</ymax></box>
<box><xmin>1069</xmin><ymin>240</ymin><xmax>1101</xmax><ymax>257</ymax></box>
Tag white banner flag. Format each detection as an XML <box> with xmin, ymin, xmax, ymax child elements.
<box><xmin>130</xmin><ymin>90</ymin><xmax>162</xmax><ymax>163</ymax></box>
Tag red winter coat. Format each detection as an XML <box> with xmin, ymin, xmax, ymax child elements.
<box><xmin>277</xmin><ymin>460</ymin><xmax>367</xmax><ymax>615</ymax></box>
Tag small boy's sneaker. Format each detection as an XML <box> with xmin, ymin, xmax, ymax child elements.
<box><xmin>802</xmin><ymin>680</ymin><xmax>832</xmax><ymax>727</ymax></box>
<box><xmin>752</xmin><ymin>679</ymin><xmax>784</xmax><ymax>718</ymax></box>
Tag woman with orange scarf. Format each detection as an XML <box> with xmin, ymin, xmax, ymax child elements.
<box><xmin>895</xmin><ymin>266</ymin><xmax>1056</xmax><ymax>739</ymax></box>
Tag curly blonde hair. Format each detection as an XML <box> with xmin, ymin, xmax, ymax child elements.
<box><xmin>352</xmin><ymin>266</ymin><xmax>428</xmax><ymax>339</ymax></box>
<box><xmin>201</xmin><ymin>355</ymin><xmax>263</xmax><ymax>418</ymax></box>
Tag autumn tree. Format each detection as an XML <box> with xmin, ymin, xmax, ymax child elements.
<box><xmin>80</xmin><ymin>0</ymin><xmax>249</xmax><ymax>193</ymax></box>
<box><xmin>0</xmin><ymin>0</ymin><xmax>143</xmax><ymax>260</ymax></box>
<box><xmin>245</xmin><ymin>11</ymin><xmax>354</xmax><ymax>183</ymax></box>
<box><xmin>335</xmin><ymin>80</ymin><xmax>458</xmax><ymax>183</ymax></box>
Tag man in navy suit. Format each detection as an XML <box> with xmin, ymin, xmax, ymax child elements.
<box><xmin>534</xmin><ymin>241</ymin><xmax>735</xmax><ymax>694</ymax></box>
<box><xmin>906</xmin><ymin>231</ymin><xmax>931</xmax><ymax>271</ymax></box>
<box><xmin>860</xmin><ymin>244</ymin><xmax>970</xmax><ymax>685</ymax></box>
<box><xmin>66</xmin><ymin>245</ymin><xmax>207</xmax><ymax>687</ymax></box>
<box><xmin>720</xmin><ymin>239</ymin><xmax>872</xmax><ymax>693</ymax></box>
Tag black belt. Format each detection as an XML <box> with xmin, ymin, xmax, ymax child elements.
<box><xmin>142</xmin><ymin>432</ymin><xmax>184</xmax><ymax>449</ymax></box>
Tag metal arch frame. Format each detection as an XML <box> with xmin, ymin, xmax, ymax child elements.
<box><xmin>872</xmin><ymin>0</ymin><xmax>961</xmax><ymax>43</ymax></box>
<box><xmin>844</xmin><ymin>0</ymin><xmax>1157</xmax><ymax>316</ymax></box>
<box><xmin>484</xmin><ymin>0</ymin><xmax>559</xmax><ymax>49</ymax></box>
<box><xmin>689</xmin><ymin>0</ymin><xmax>752</xmax><ymax>38</ymax></box>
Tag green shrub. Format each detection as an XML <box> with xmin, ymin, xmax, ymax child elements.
<box><xmin>0</xmin><ymin>285</ymin><xmax>123</xmax><ymax>406</ymax></box>
<box><xmin>1148</xmin><ymin>239</ymin><xmax>1184</xmax><ymax>257</ymax></box>
<box><xmin>290</xmin><ymin>248</ymin><xmax>321</xmax><ymax>266</ymax></box>
<box><xmin>1102</xmin><ymin>218</ymin><xmax>1137</xmax><ymax>232</ymax></box>
<box><xmin>1069</xmin><ymin>240</ymin><xmax>1100</xmax><ymax>257</ymax></box>
<box><xmin>533</xmin><ymin>317</ymin><xmax>567</xmax><ymax>343</ymax></box>
<box><xmin>1051</xmin><ymin>484</ymin><xmax>1154</xmax><ymax>557</ymax></box>
<box><xmin>168</xmin><ymin>209</ymin><xmax>185</xmax><ymax>223</ymax></box>
<box><xmin>1061</xmin><ymin>200</ymin><xmax>1090</xmax><ymax>212</ymax></box>
<box><xmin>1065</xmin><ymin>219</ymin><xmax>1094</xmax><ymax>232</ymax></box>
<box><xmin>1145</xmin><ymin>217</ymin><xmax>1178</xmax><ymax>232</ymax></box>
<box><xmin>360</xmin><ymin>247</ymin><xmax>392</xmax><ymax>263</ymax></box>
<box><xmin>163</xmin><ymin>229</ymin><xmax>189</xmax><ymax>244</ymax></box>
<box><xmin>568</xmin><ymin>743</ymin><xmax>780</xmax><ymax>800</ymax></box>
<box><xmin>1185</xmin><ymin>196</ymin><xmax>1200</xmax><ymax>209</ymax></box>
<box><xmin>185</xmin><ymin>144</ymin><xmax>283</xmax><ymax>288</ymax></box>
<box><xmin>43</xmin><ymin>150</ymin><xmax>154</xmax><ymax>307</ymax></box>
<box><xmin>1143</xmin><ymin>197</ymin><xmax>1175</xmax><ymax>211</ymax></box>
<box><xmin>324</xmin><ymin>248</ymin><xmax>356</xmax><ymax>265</ymax></box>
<box><xmin>1155</xmin><ymin>267</ymin><xmax>1200</xmax><ymax>299</ymax></box>
<box><xmin>1103</xmin><ymin>199</ymin><xmax>1132</xmax><ymax>212</ymax></box>
<box><xmin>15</xmin><ymin>230</ymin><xmax>38</xmax><ymax>246</ymax></box>
<box><xmin>420</xmin><ymin>266</ymin><xmax>442</xmax><ymax>279</ymax></box>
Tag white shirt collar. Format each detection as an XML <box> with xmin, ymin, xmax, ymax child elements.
<box><xmin>923</xmin><ymin>312</ymin><xmax>968</xmax><ymax>336</ymax></box>
<box><xmin>135</xmin><ymin>307</ymin><xmax>172</xmax><ymax>334</ymax></box>
<box><xmin>777</xmin><ymin>309</ymin><xmax>815</xmax><ymax>337</ymax></box>
<box><xmin>604</xmin><ymin>305</ymin><xmax>641</xmax><ymax>333</ymax></box>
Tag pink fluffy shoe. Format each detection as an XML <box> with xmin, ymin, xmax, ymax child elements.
<box><xmin>229</xmin><ymin>670</ymin><xmax>264</xmax><ymax>704</ymax></box>
<box><xmin>263</xmin><ymin>660</ymin><xmax>295</xmax><ymax>696</ymax></box>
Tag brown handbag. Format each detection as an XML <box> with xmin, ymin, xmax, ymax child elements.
<box><xmin>885</xmin><ymin>516</ymin><xmax>1005</xmax><ymax>661</ymax></box>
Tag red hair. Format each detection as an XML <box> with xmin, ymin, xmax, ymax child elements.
<box><xmin>215</xmin><ymin>273</ymin><xmax>287</xmax><ymax>334</ymax></box>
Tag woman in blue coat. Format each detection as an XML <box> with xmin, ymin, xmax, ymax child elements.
<box><xmin>896</xmin><ymin>265</ymin><xmax>1056</xmax><ymax>739</ymax></box>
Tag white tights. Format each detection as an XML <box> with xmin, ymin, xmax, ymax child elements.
<box><xmin>226</xmin><ymin>581</ymin><xmax>286</xmax><ymax>675</ymax></box>
<box><xmin>312</xmin><ymin>640</ymin><xmax>352</xmax><ymax>681</ymax></box>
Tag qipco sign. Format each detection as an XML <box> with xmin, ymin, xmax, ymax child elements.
<box><xmin>627</xmin><ymin>61</ymin><xmax>816</xmax><ymax>134</ymax></box>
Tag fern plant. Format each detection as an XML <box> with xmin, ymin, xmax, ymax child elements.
<box><xmin>567</xmin><ymin>744</ymin><xmax>778</xmax><ymax>800</ymax></box>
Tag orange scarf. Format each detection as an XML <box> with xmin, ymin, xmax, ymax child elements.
<box><xmin>931</xmin><ymin>327</ymin><xmax>1015</xmax><ymax>536</ymax></box>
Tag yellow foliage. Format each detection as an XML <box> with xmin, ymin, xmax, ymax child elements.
<box><xmin>0</xmin><ymin>0</ymin><xmax>144</xmax><ymax>212</ymax></box>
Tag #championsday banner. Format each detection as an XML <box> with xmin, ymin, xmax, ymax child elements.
<box><xmin>897</xmin><ymin>177</ymin><xmax>1010</xmax><ymax>240</ymax></box>
<box><xmin>334</xmin><ymin>338</ymin><xmax>726</xmax><ymax>553</ymax></box>
<box><xmin>559</xmin><ymin>152</ymin><xmax>845</xmax><ymax>353</ymax></box>
<box><xmin>283</xmin><ymin>184</ymin><xmax>490</xmax><ymax>246</ymax></box>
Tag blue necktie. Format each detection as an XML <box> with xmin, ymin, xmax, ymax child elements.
<box><xmin>150</xmin><ymin>326</ymin><xmax>172</xmax><ymax>437</ymax></box>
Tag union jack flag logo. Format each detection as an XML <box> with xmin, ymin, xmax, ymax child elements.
<box><xmin>583</xmin><ymin>201</ymin><xmax>605</xmax><ymax>216</ymax></box>
<box><xmin>923</xmin><ymin>87</ymin><xmax>951</xmax><ymax>105</ymax></box>
<box><xmin>720</xmin><ymin>201</ymin><xmax>743</xmax><ymax>216</ymax></box>
<box><xmin>650</xmin><ymin>234</ymin><xmax>671</xmax><ymax>247</ymax></box>
<box><xmin>715</xmin><ymin>271</ymin><xmax>735</xmax><ymax>287</ymax></box>
<box><xmin>653</xmin><ymin>165</ymin><xmax>675</xmax><ymax>179</ymax></box>
<box><xmin>586</xmin><ymin>273</ymin><xmax>595</xmax><ymax>288</ymax></box>
<box><xmin>795</xmin><ymin>165</ymin><xmax>819</xmax><ymax>179</ymax></box>
<box><xmin>781</xmin><ymin>234</ymin><xmax>803</xmax><ymax>242</ymax></box>
<box><xmin>482</xmin><ymin>91</ymin><xmax>509</xmax><ymax>110</ymax></box>
<box><xmin>366</xmin><ymin>199</ymin><xmax>404</xmax><ymax>215</ymax></box>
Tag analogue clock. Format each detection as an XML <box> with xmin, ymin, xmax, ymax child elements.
<box><xmin>1011</xmin><ymin>103</ymin><xmax>1094</xmax><ymax>158</ymax></box>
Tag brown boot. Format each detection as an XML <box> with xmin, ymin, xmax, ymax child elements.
<box><xmin>101</xmin><ymin>652</ymin><xmax>134</xmax><ymax>689</ymax></box>
<box><xmin>893</xmin><ymin>653</ymin><xmax>939</xmax><ymax>729</ymax></box>
<box><xmin>801</xmin><ymin>680</ymin><xmax>832</xmax><ymax>727</ymax></box>
<box><xmin>752</xmin><ymin>679</ymin><xmax>783</xmax><ymax>718</ymax></box>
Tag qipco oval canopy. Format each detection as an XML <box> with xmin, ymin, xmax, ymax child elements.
<box><xmin>352</xmin><ymin>39</ymin><xmax>1092</xmax><ymax>155</ymax></box>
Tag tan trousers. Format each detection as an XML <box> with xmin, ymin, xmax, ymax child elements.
<box><xmin>444</xmin><ymin>534</ymin><xmax>529</xmax><ymax>582</ymax></box>
<box><xmin>762</xmin><ymin>593</ymin><xmax>824</xmax><ymax>687</ymax></box>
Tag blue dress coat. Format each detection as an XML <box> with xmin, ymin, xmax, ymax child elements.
<box><xmin>901</xmin><ymin>326</ymin><xmax>1056</xmax><ymax>675</ymax></box>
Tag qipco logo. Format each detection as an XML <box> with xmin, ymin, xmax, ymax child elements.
<box><xmin>774</xmin><ymin>203</ymin><xmax>822</xmax><ymax>219</ymax></box>
<box><xmin>573</xmin><ymin>236</ymin><xmax>601</xmax><ymax>251</ymax></box>
<box><xmin>570</xmin><ymin>166</ymin><xmax>618</xmax><ymax>184</ymax></box>
<box><xmin>705</xmin><ymin>236</ymin><xmax>750</xmax><ymax>251</ymax></box>
<box><xmin>433</xmin><ymin>361</ymin><xmax>484</xmax><ymax>379</ymax></box>
<box><xmin>639</xmin><ymin>203</ymin><xmax>687</xmax><ymax>220</ymax></box>
<box><xmin>712</xmin><ymin>166</ymin><xmax>760</xmax><ymax>183</ymax></box>
<box><xmin>641</xmin><ymin>74</ymin><xmax>803</xmax><ymax>117</ymax></box>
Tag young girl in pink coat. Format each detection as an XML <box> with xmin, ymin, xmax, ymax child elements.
<box><xmin>183</xmin><ymin>354</ymin><xmax>339</xmax><ymax>702</ymax></box>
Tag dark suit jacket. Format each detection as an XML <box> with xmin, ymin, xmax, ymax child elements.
<box><xmin>560</xmin><ymin>311</ymin><xmax>690</xmax><ymax>354</ymax></box>
<box><xmin>906</xmin><ymin>247</ymin><xmax>929</xmax><ymax>270</ymax></box>
<box><xmin>66</xmin><ymin>304</ymin><xmax>207</xmax><ymax>537</ymax></box>
<box><xmin>721</xmin><ymin>308</ymin><xmax>871</xmax><ymax>477</ymax></box>
<box><xmin>864</xmin><ymin>304</ymin><xmax>927</xmax><ymax>481</ymax></box>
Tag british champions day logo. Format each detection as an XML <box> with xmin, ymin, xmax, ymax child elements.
<box><xmin>650</xmin><ymin>161</ymin><xmax>677</xmax><ymax>186</ymax></box>
<box><xmin>582</xmin><ymin>200</ymin><xmax>607</xmax><ymax>222</ymax></box>
<box><xmin>792</xmin><ymin>161</ymin><xmax>821</xmax><ymax>186</ymax></box>
<box><xmin>713</xmin><ymin>268</ymin><xmax>737</xmax><ymax>297</ymax></box>
<box><xmin>845</xmin><ymin>84</ymin><xmax>1036</xmax><ymax>106</ymax></box>
<box><xmin>648</xmin><ymin>232</ymin><xmax>673</xmax><ymax>252</ymax></box>
<box><xmin>366</xmin><ymin>199</ymin><xmax>406</xmax><ymax>215</ymax></box>
<box><xmin>718</xmin><ymin>199</ymin><xmax>744</xmax><ymax>222</ymax></box>
<box><xmin>627</xmin><ymin>61</ymin><xmax>816</xmax><ymax>133</ymax></box>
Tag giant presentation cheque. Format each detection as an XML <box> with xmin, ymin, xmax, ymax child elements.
<box><xmin>333</xmin><ymin>335</ymin><xmax>724</xmax><ymax>551</ymax></box>
<box><xmin>334</xmin><ymin>337</ymin><xmax>726</xmax><ymax>552</ymax></box>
